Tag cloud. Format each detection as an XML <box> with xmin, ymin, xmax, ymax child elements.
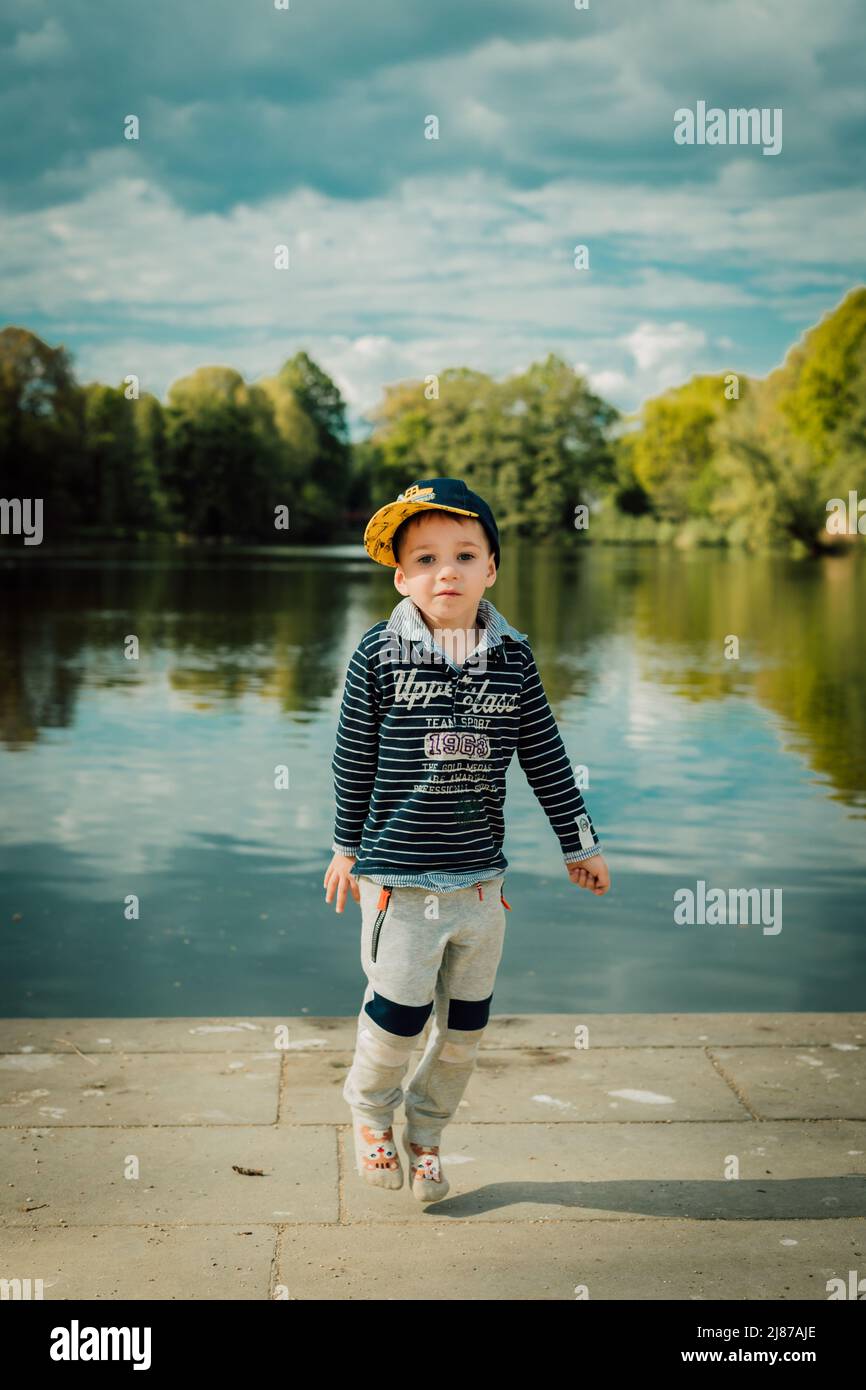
<box><xmin>2</xmin><ymin>159</ymin><xmax>862</xmax><ymax>424</ymax></box>
<box><xmin>581</xmin><ymin>367</ymin><xmax>631</xmax><ymax>398</ymax></box>
<box><xmin>618</xmin><ymin>321</ymin><xmax>708</xmax><ymax>399</ymax></box>
<box><xmin>11</xmin><ymin>16</ymin><xmax>72</xmax><ymax>64</ymax></box>
<box><xmin>0</xmin><ymin>0</ymin><xmax>862</xmax><ymax>430</ymax></box>
<box><xmin>624</xmin><ymin>321</ymin><xmax>706</xmax><ymax>373</ymax></box>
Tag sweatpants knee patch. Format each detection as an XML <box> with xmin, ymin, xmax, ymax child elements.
<box><xmin>440</xmin><ymin>1037</ymin><xmax>481</xmax><ymax>1065</ymax></box>
<box><xmin>358</xmin><ymin>1027</ymin><xmax>413</xmax><ymax>1067</ymax></box>
<box><xmin>447</xmin><ymin>994</ymin><xmax>492</xmax><ymax>1031</ymax></box>
<box><xmin>365</xmin><ymin>992</ymin><xmax>433</xmax><ymax>1038</ymax></box>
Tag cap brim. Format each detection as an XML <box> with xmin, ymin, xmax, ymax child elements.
<box><xmin>363</xmin><ymin>500</ymin><xmax>479</xmax><ymax>567</ymax></box>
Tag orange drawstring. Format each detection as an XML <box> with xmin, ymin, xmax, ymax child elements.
<box><xmin>376</xmin><ymin>882</ymin><xmax>510</xmax><ymax>908</ymax></box>
<box><xmin>474</xmin><ymin>881</ymin><xmax>511</xmax><ymax>909</ymax></box>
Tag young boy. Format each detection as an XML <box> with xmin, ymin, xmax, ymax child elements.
<box><xmin>323</xmin><ymin>477</ymin><xmax>610</xmax><ymax>1202</ymax></box>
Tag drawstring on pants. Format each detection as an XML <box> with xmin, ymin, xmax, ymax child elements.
<box><xmin>474</xmin><ymin>881</ymin><xmax>511</xmax><ymax>910</ymax></box>
<box><xmin>375</xmin><ymin>882</ymin><xmax>510</xmax><ymax>911</ymax></box>
<box><xmin>371</xmin><ymin>886</ymin><xmax>393</xmax><ymax>963</ymax></box>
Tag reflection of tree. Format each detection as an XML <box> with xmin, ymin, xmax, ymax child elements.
<box><xmin>1</xmin><ymin>542</ymin><xmax>863</xmax><ymax>817</ymax></box>
<box><xmin>0</xmin><ymin>556</ymin><xmax>345</xmax><ymax>746</ymax></box>
<box><xmin>627</xmin><ymin>549</ymin><xmax>866</xmax><ymax>810</ymax></box>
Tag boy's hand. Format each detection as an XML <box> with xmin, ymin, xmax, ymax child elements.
<box><xmin>566</xmin><ymin>853</ymin><xmax>610</xmax><ymax>896</ymax></box>
<box><xmin>324</xmin><ymin>853</ymin><xmax>361</xmax><ymax>913</ymax></box>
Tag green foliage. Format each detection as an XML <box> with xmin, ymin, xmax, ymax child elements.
<box><xmin>625</xmin><ymin>373</ymin><xmax>736</xmax><ymax>523</ymax></box>
<box><xmin>607</xmin><ymin>288</ymin><xmax>866</xmax><ymax>552</ymax></box>
<box><xmin>0</xmin><ymin>326</ymin><xmax>85</xmax><ymax>528</ymax></box>
<box><xmin>777</xmin><ymin>287</ymin><xmax>866</xmax><ymax>467</ymax></box>
<box><xmin>0</xmin><ymin>331</ymin><xmax>353</xmax><ymax>542</ymax></box>
<box><xmin>1</xmin><ymin>289</ymin><xmax>863</xmax><ymax>552</ymax></box>
<box><xmin>366</xmin><ymin>354</ymin><xmax>618</xmax><ymax>540</ymax></box>
<box><xmin>709</xmin><ymin>289</ymin><xmax>866</xmax><ymax>551</ymax></box>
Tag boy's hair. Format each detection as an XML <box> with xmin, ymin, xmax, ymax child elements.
<box><xmin>392</xmin><ymin>510</ymin><xmax>493</xmax><ymax>568</ymax></box>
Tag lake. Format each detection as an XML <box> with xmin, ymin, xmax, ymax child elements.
<box><xmin>1</xmin><ymin>540</ymin><xmax>864</xmax><ymax>1016</ymax></box>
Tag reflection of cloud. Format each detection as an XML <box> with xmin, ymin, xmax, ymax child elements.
<box><xmin>0</xmin><ymin>640</ymin><xmax>343</xmax><ymax>891</ymax></box>
<box><xmin>51</xmin><ymin>763</ymin><xmax>181</xmax><ymax>863</ymax></box>
<box><xmin>624</xmin><ymin>678</ymin><xmax>670</xmax><ymax>751</ymax></box>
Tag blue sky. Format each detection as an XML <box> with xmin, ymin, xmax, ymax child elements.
<box><xmin>1</xmin><ymin>0</ymin><xmax>864</xmax><ymax>438</ymax></box>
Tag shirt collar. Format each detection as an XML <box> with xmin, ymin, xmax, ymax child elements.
<box><xmin>385</xmin><ymin>596</ymin><xmax>528</xmax><ymax>660</ymax></box>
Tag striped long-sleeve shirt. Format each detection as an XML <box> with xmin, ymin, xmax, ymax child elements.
<box><xmin>331</xmin><ymin>596</ymin><xmax>603</xmax><ymax>891</ymax></box>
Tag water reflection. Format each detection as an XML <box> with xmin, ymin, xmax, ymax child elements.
<box><xmin>1</xmin><ymin>541</ymin><xmax>864</xmax><ymax>1015</ymax></box>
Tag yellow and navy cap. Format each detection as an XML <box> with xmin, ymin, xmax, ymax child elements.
<box><xmin>363</xmin><ymin>477</ymin><xmax>500</xmax><ymax>569</ymax></box>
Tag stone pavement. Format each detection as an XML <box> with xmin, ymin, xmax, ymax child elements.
<box><xmin>1</xmin><ymin>1013</ymin><xmax>864</xmax><ymax>1300</ymax></box>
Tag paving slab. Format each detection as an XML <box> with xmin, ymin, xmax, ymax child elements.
<box><xmin>274</xmin><ymin>1218</ymin><xmax>866</xmax><ymax>1300</ymax></box>
<box><xmin>708</xmin><ymin>1046</ymin><xmax>866</xmax><ymax>1119</ymax></box>
<box><xmin>0</xmin><ymin>1224</ymin><xmax>276</xmax><ymax>1300</ymax></box>
<box><xmin>3</xmin><ymin>1011</ymin><xmax>863</xmax><ymax>1055</ymax></box>
<box><xmin>339</xmin><ymin>1120</ymin><xmax>866</xmax><ymax>1223</ymax></box>
<box><xmin>1</xmin><ymin>1014</ymin><xmax>864</xmax><ymax>1301</ymax></box>
<box><xmin>3</xmin><ymin>1218</ymin><xmax>863</xmax><ymax>1301</ymax></box>
<box><xmin>0</xmin><ymin>1017</ymin><xmax>358</xmax><ymax>1054</ymax></box>
<box><xmin>459</xmin><ymin>1046</ymin><xmax>749</xmax><ymax>1121</ymax></box>
<box><xmin>1</xmin><ymin>1125</ymin><xmax>338</xmax><ymax>1227</ymax></box>
<box><xmin>0</xmin><ymin>1051</ymin><xmax>280</xmax><ymax>1126</ymax></box>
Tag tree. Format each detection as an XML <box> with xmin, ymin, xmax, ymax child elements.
<box><xmin>362</xmin><ymin>355</ymin><xmax>617</xmax><ymax>541</ymax></box>
<box><xmin>777</xmin><ymin>287</ymin><xmax>866</xmax><ymax>469</ymax></box>
<box><xmin>257</xmin><ymin>351</ymin><xmax>352</xmax><ymax>538</ymax></box>
<box><xmin>0</xmin><ymin>326</ymin><xmax>85</xmax><ymax>524</ymax></box>
<box><xmin>162</xmin><ymin>373</ymin><xmax>283</xmax><ymax>539</ymax></box>
<box><xmin>627</xmin><ymin>375</ymin><xmax>731</xmax><ymax>523</ymax></box>
<box><xmin>712</xmin><ymin>290</ymin><xmax>866</xmax><ymax>552</ymax></box>
<box><xmin>494</xmin><ymin>355</ymin><xmax>618</xmax><ymax>535</ymax></box>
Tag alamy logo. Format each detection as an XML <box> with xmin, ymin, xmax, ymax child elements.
<box><xmin>674</xmin><ymin>102</ymin><xmax>782</xmax><ymax>156</ymax></box>
<box><xmin>826</xmin><ymin>491</ymin><xmax>866</xmax><ymax>534</ymax></box>
<box><xmin>1</xmin><ymin>1277</ymin><xmax>44</xmax><ymax>1299</ymax></box>
<box><xmin>826</xmin><ymin>1268</ymin><xmax>866</xmax><ymax>1299</ymax></box>
<box><xmin>674</xmin><ymin>879</ymin><xmax>782</xmax><ymax>935</ymax></box>
<box><xmin>0</xmin><ymin>497</ymin><xmax>43</xmax><ymax>545</ymax></box>
<box><xmin>378</xmin><ymin>632</ymin><xmax>489</xmax><ymax>674</ymax></box>
<box><xmin>49</xmin><ymin>1320</ymin><xmax>151</xmax><ymax>1367</ymax></box>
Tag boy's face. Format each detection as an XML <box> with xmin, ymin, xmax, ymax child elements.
<box><xmin>393</xmin><ymin>512</ymin><xmax>496</xmax><ymax>619</ymax></box>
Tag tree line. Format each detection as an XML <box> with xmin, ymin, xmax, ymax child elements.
<box><xmin>1</xmin><ymin>287</ymin><xmax>863</xmax><ymax>554</ymax></box>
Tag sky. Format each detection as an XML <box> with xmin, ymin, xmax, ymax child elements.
<box><xmin>1</xmin><ymin>0</ymin><xmax>864</xmax><ymax>439</ymax></box>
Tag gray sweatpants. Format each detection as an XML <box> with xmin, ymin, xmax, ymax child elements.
<box><xmin>342</xmin><ymin>873</ymin><xmax>509</xmax><ymax>1147</ymax></box>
